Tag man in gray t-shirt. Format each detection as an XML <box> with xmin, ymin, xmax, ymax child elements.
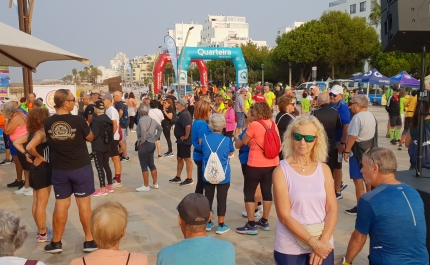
<box><xmin>343</xmin><ymin>95</ymin><xmax>376</xmax><ymax>215</ymax></box>
<box><xmin>234</xmin><ymin>89</ymin><xmax>247</xmax><ymax>140</ymax></box>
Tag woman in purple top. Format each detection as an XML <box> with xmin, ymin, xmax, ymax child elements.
<box><xmin>272</xmin><ymin>115</ymin><xmax>337</xmax><ymax>265</ymax></box>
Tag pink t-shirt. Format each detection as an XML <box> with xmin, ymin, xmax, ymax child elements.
<box><xmin>69</xmin><ymin>249</ymin><xmax>148</xmax><ymax>265</ymax></box>
<box><xmin>246</xmin><ymin>119</ymin><xmax>280</xmax><ymax>167</ymax></box>
<box><xmin>224</xmin><ymin>107</ymin><xmax>236</xmax><ymax>132</ymax></box>
<box><xmin>275</xmin><ymin>160</ymin><xmax>334</xmax><ymax>255</ymax></box>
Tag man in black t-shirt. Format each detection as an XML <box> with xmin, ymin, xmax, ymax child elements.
<box><xmin>44</xmin><ymin>89</ymin><xmax>97</xmax><ymax>254</ymax></box>
<box><xmin>83</xmin><ymin>94</ymin><xmax>94</xmax><ymax>125</ymax></box>
<box><xmin>169</xmin><ymin>98</ymin><xmax>193</xmax><ymax>186</ymax></box>
<box><xmin>113</xmin><ymin>91</ymin><xmax>130</xmax><ymax>162</ymax></box>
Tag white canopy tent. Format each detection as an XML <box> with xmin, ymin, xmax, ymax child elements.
<box><xmin>0</xmin><ymin>21</ymin><xmax>89</xmax><ymax>72</ymax></box>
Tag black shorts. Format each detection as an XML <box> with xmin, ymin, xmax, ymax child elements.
<box><xmin>52</xmin><ymin>164</ymin><xmax>95</xmax><ymax>199</ymax></box>
<box><xmin>3</xmin><ymin>133</ymin><xmax>9</xmax><ymax>149</ymax></box>
<box><xmin>29</xmin><ymin>162</ymin><xmax>52</xmax><ymax>190</ymax></box>
<box><xmin>17</xmin><ymin>151</ymin><xmax>31</xmax><ymax>171</ymax></box>
<box><xmin>177</xmin><ymin>143</ymin><xmax>191</xmax><ymax>158</ymax></box>
<box><xmin>389</xmin><ymin>116</ymin><xmax>402</xmax><ymax>127</ymax></box>
<box><xmin>326</xmin><ymin>148</ymin><xmax>342</xmax><ymax>171</ymax></box>
<box><xmin>404</xmin><ymin>117</ymin><xmax>413</xmax><ymax>130</ymax></box>
<box><xmin>109</xmin><ymin>140</ymin><xmax>119</xmax><ymax>157</ymax></box>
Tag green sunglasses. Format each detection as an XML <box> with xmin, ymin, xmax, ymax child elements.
<box><xmin>293</xmin><ymin>132</ymin><xmax>317</xmax><ymax>143</ymax></box>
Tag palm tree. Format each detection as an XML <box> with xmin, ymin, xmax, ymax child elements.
<box><xmin>71</xmin><ymin>68</ymin><xmax>78</xmax><ymax>83</ymax></box>
<box><xmin>369</xmin><ymin>0</ymin><xmax>381</xmax><ymax>28</ymax></box>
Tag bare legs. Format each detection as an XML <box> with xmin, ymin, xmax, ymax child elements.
<box><xmin>353</xmin><ymin>179</ymin><xmax>371</xmax><ymax>204</ymax></box>
<box><xmin>142</xmin><ymin>169</ymin><xmax>158</xmax><ymax>187</ymax></box>
<box><xmin>177</xmin><ymin>157</ymin><xmax>193</xmax><ymax>180</ymax></box>
<box><xmin>32</xmin><ymin>186</ymin><xmax>52</xmax><ymax>234</ymax></box>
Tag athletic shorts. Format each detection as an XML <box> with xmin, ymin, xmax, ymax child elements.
<box><xmin>29</xmin><ymin>162</ymin><xmax>52</xmax><ymax>190</ymax></box>
<box><xmin>8</xmin><ymin>136</ymin><xmax>17</xmax><ymax>156</ymax></box>
<box><xmin>109</xmin><ymin>140</ymin><xmax>119</xmax><ymax>157</ymax></box>
<box><xmin>52</xmin><ymin>164</ymin><xmax>95</xmax><ymax>199</ymax></box>
<box><xmin>17</xmin><ymin>151</ymin><xmax>31</xmax><ymax>171</ymax></box>
<box><xmin>236</xmin><ymin>112</ymin><xmax>245</xmax><ymax>128</ymax></box>
<box><xmin>326</xmin><ymin>148</ymin><xmax>342</xmax><ymax>171</ymax></box>
<box><xmin>177</xmin><ymin>143</ymin><xmax>191</xmax><ymax>158</ymax></box>
<box><xmin>349</xmin><ymin>156</ymin><xmax>363</xmax><ymax>179</ymax></box>
<box><xmin>3</xmin><ymin>133</ymin><xmax>9</xmax><ymax>149</ymax></box>
<box><xmin>389</xmin><ymin>116</ymin><xmax>402</xmax><ymax>127</ymax></box>
<box><xmin>120</xmin><ymin>128</ymin><xmax>128</xmax><ymax>142</ymax></box>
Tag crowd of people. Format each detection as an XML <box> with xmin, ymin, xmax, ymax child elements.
<box><xmin>0</xmin><ymin>81</ymin><xmax>428</xmax><ymax>265</ymax></box>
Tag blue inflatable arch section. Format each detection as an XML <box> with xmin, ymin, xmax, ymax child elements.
<box><xmin>178</xmin><ymin>47</ymin><xmax>248</xmax><ymax>86</ymax></box>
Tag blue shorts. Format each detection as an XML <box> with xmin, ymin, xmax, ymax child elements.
<box><xmin>8</xmin><ymin>136</ymin><xmax>17</xmax><ymax>156</ymax></box>
<box><xmin>236</xmin><ymin>112</ymin><xmax>245</xmax><ymax>128</ymax></box>
<box><xmin>349</xmin><ymin>155</ymin><xmax>363</xmax><ymax>179</ymax></box>
<box><xmin>274</xmin><ymin>251</ymin><xmax>334</xmax><ymax>265</ymax></box>
<box><xmin>52</xmin><ymin>164</ymin><xmax>95</xmax><ymax>199</ymax></box>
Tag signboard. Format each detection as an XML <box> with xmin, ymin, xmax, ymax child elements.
<box><xmin>33</xmin><ymin>85</ymin><xmax>77</xmax><ymax>115</ymax></box>
<box><xmin>0</xmin><ymin>66</ymin><xmax>10</xmax><ymax>101</ymax></box>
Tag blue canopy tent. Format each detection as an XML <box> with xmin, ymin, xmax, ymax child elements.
<box><xmin>349</xmin><ymin>68</ymin><xmax>391</xmax><ymax>95</ymax></box>
<box><xmin>390</xmin><ymin>71</ymin><xmax>420</xmax><ymax>88</ymax></box>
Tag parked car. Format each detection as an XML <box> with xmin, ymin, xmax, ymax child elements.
<box><xmin>170</xmin><ymin>83</ymin><xmax>193</xmax><ymax>98</ymax></box>
<box><xmin>294</xmin><ymin>81</ymin><xmax>328</xmax><ymax>103</ymax></box>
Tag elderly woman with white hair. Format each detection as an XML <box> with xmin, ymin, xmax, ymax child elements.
<box><xmin>136</xmin><ymin>104</ymin><xmax>163</xmax><ymax>192</ymax></box>
<box><xmin>202</xmin><ymin>114</ymin><xmax>234</xmax><ymax>235</ymax></box>
<box><xmin>0</xmin><ymin>210</ymin><xmax>46</xmax><ymax>265</ymax></box>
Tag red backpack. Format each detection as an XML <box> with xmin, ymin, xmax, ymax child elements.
<box><xmin>255</xmin><ymin>120</ymin><xmax>281</xmax><ymax>159</ymax></box>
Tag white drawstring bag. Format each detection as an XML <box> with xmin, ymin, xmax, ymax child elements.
<box><xmin>203</xmin><ymin>134</ymin><xmax>228</xmax><ymax>184</ymax></box>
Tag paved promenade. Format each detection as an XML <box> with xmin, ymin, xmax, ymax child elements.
<box><xmin>0</xmin><ymin>106</ymin><xmax>412</xmax><ymax>265</ymax></box>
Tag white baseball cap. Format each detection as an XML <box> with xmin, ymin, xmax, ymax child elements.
<box><xmin>330</xmin><ymin>85</ymin><xmax>344</xmax><ymax>95</ymax></box>
<box><xmin>2</xmin><ymin>95</ymin><xmax>19</xmax><ymax>102</ymax></box>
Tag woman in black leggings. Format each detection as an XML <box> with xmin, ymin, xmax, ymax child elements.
<box><xmin>136</xmin><ymin>104</ymin><xmax>163</xmax><ymax>192</ymax></box>
<box><xmin>161</xmin><ymin>98</ymin><xmax>175</xmax><ymax>157</ymax></box>
<box><xmin>90</xmin><ymin>101</ymin><xmax>114</xmax><ymax>196</ymax></box>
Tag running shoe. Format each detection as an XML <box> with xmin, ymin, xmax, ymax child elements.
<box><xmin>385</xmin><ymin>134</ymin><xmax>390</xmax><ymax>138</ymax></box>
<box><xmin>45</xmin><ymin>241</ymin><xmax>63</xmax><ymax>253</ymax></box>
<box><xmin>255</xmin><ymin>219</ymin><xmax>270</xmax><ymax>231</ymax></box>
<box><xmin>83</xmin><ymin>240</ymin><xmax>98</xmax><ymax>252</ymax></box>
<box><xmin>120</xmin><ymin>156</ymin><xmax>130</xmax><ymax>162</ymax></box>
<box><xmin>136</xmin><ymin>185</ymin><xmax>150</xmax><ymax>192</ymax></box>
<box><xmin>398</xmin><ymin>144</ymin><xmax>403</xmax><ymax>150</ymax></box>
<box><xmin>37</xmin><ymin>228</ymin><xmax>53</xmax><ymax>243</ymax></box>
<box><xmin>164</xmin><ymin>152</ymin><xmax>174</xmax><ymax>157</ymax></box>
<box><xmin>336</xmin><ymin>192</ymin><xmax>343</xmax><ymax>200</ymax></box>
<box><xmin>169</xmin><ymin>176</ymin><xmax>181</xmax><ymax>183</ymax></box>
<box><xmin>15</xmin><ymin>187</ymin><xmax>31</xmax><ymax>195</ymax></box>
<box><xmin>0</xmin><ymin>159</ymin><xmax>12</xmax><ymax>166</ymax></box>
<box><xmin>106</xmin><ymin>186</ymin><xmax>114</xmax><ymax>193</ymax></box>
<box><xmin>340</xmin><ymin>183</ymin><xmax>348</xmax><ymax>192</ymax></box>
<box><xmin>7</xmin><ymin>179</ymin><xmax>24</xmax><ymax>188</ymax></box>
<box><xmin>345</xmin><ymin>206</ymin><xmax>358</xmax><ymax>215</ymax></box>
<box><xmin>206</xmin><ymin>221</ymin><xmax>215</xmax><ymax>231</ymax></box>
<box><xmin>216</xmin><ymin>224</ymin><xmax>230</xmax><ymax>234</ymax></box>
<box><xmin>157</xmin><ymin>155</ymin><xmax>163</xmax><ymax>159</ymax></box>
<box><xmin>180</xmin><ymin>178</ymin><xmax>194</xmax><ymax>186</ymax></box>
<box><xmin>112</xmin><ymin>180</ymin><xmax>123</xmax><ymax>188</ymax></box>
<box><xmin>390</xmin><ymin>139</ymin><xmax>396</xmax><ymax>145</ymax></box>
<box><xmin>24</xmin><ymin>188</ymin><xmax>33</xmax><ymax>196</ymax></box>
<box><xmin>236</xmin><ymin>223</ymin><xmax>258</xmax><ymax>235</ymax></box>
<box><xmin>92</xmin><ymin>189</ymin><xmax>108</xmax><ymax>197</ymax></box>
<box><xmin>241</xmin><ymin>210</ymin><xmax>262</xmax><ymax>218</ymax></box>
<box><xmin>150</xmin><ymin>183</ymin><xmax>159</xmax><ymax>189</ymax></box>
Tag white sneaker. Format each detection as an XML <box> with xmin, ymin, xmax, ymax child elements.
<box><xmin>150</xmin><ymin>183</ymin><xmax>159</xmax><ymax>189</ymax></box>
<box><xmin>15</xmin><ymin>187</ymin><xmax>31</xmax><ymax>194</ymax></box>
<box><xmin>24</xmin><ymin>188</ymin><xmax>33</xmax><ymax>196</ymax></box>
<box><xmin>136</xmin><ymin>185</ymin><xmax>150</xmax><ymax>192</ymax></box>
<box><xmin>258</xmin><ymin>204</ymin><xmax>263</xmax><ymax>212</ymax></box>
<box><xmin>241</xmin><ymin>210</ymin><xmax>262</xmax><ymax>218</ymax></box>
<box><xmin>113</xmin><ymin>182</ymin><xmax>123</xmax><ymax>188</ymax></box>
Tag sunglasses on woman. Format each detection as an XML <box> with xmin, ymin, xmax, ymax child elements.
<box><xmin>293</xmin><ymin>132</ymin><xmax>317</xmax><ymax>143</ymax></box>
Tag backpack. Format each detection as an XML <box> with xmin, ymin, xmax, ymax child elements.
<box><xmin>276</xmin><ymin>113</ymin><xmax>295</xmax><ymax>126</ymax></box>
<box><xmin>118</xmin><ymin>101</ymin><xmax>129</xmax><ymax>127</ymax></box>
<box><xmin>385</xmin><ymin>95</ymin><xmax>392</xmax><ymax>113</ymax></box>
<box><xmin>255</xmin><ymin>120</ymin><xmax>281</xmax><ymax>159</ymax></box>
<box><xmin>203</xmin><ymin>134</ymin><xmax>228</xmax><ymax>184</ymax></box>
<box><xmin>102</xmin><ymin>121</ymin><xmax>114</xmax><ymax>144</ymax></box>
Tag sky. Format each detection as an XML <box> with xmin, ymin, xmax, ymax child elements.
<box><xmin>0</xmin><ymin>0</ymin><xmax>329</xmax><ymax>82</ymax></box>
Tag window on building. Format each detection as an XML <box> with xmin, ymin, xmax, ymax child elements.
<box><xmin>360</xmin><ymin>1</ymin><xmax>366</xmax><ymax>12</ymax></box>
<box><xmin>350</xmin><ymin>4</ymin><xmax>356</xmax><ymax>14</ymax></box>
<box><xmin>178</xmin><ymin>37</ymin><xmax>182</xmax><ymax>40</ymax></box>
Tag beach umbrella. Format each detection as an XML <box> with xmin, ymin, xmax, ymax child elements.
<box><xmin>0</xmin><ymin>22</ymin><xmax>89</xmax><ymax>72</ymax></box>
<box><xmin>390</xmin><ymin>71</ymin><xmax>420</xmax><ymax>88</ymax></box>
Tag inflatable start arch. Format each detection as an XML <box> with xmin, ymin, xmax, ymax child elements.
<box><xmin>153</xmin><ymin>53</ymin><xmax>208</xmax><ymax>94</ymax></box>
<box><xmin>178</xmin><ymin>47</ymin><xmax>248</xmax><ymax>87</ymax></box>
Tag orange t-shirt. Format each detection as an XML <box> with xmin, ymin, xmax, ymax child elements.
<box><xmin>246</xmin><ymin>119</ymin><xmax>280</xmax><ymax>167</ymax></box>
<box><xmin>28</xmin><ymin>102</ymin><xmax>33</xmax><ymax>111</ymax></box>
<box><xmin>202</xmin><ymin>87</ymin><xmax>208</xmax><ymax>94</ymax></box>
<box><xmin>0</xmin><ymin>113</ymin><xmax>4</xmax><ymax>130</ymax></box>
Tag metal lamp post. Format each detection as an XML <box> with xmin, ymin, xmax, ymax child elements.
<box><xmin>223</xmin><ymin>67</ymin><xmax>225</xmax><ymax>87</ymax></box>
<box><xmin>288</xmin><ymin>62</ymin><xmax>292</xmax><ymax>88</ymax></box>
<box><xmin>178</xmin><ymin>26</ymin><xmax>194</xmax><ymax>98</ymax></box>
<box><xmin>261</xmin><ymin>64</ymin><xmax>264</xmax><ymax>85</ymax></box>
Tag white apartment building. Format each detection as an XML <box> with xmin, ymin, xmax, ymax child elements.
<box><xmin>110</xmin><ymin>52</ymin><xmax>129</xmax><ymax>71</ymax></box>
<box><xmin>198</xmin><ymin>15</ymin><xmax>267</xmax><ymax>47</ymax></box>
<box><xmin>167</xmin><ymin>22</ymin><xmax>203</xmax><ymax>50</ymax></box>
<box><xmin>130</xmin><ymin>54</ymin><xmax>157</xmax><ymax>82</ymax></box>
<box><xmin>96</xmin><ymin>66</ymin><xmax>120</xmax><ymax>83</ymax></box>
<box><xmin>328</xmin><ymin>0</ymin><xmax>376</xmax><ymax>24</ymax></box>
<box><xmin>277</xmin><ymin>21</ymin><xmax>305</xmax><ymax>37</ymax></box>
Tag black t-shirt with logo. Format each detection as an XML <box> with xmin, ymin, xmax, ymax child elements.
<box><xmin>83</xmin><ymin>103</ymin><xmax>94</xmax><ymax>122</ymax></box>
<box><xmin>44</xmin><ymin>113</ymin><xmax>91</xmax><ymax>171</ymax></box>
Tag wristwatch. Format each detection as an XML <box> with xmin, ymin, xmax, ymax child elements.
<box><xmin>342</xmin><ymin>256</ymin><xmax>352</xmax><ymax>265</ymax></box>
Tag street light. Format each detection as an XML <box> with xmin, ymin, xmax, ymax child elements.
<box><xmin>151</xmin><ymin>45</ymin><xmax>162</xmax><ymax>99</ymax></box>
<box><xmin>223</xmin><ymin>67</ymin><xmax>225</xmax><ymax>87</ymax></box>
<box><xmin>261</xmin><ymin>64</ymin><xmax>265</xmax><ymax>85</ymax></box>
<box><xmin>178</xmin><ymin>26</ymin><xmax>194</xmax><ymax>98</ymax></box>
<box><xmin>288</xmin><ymin>62</ymin><xmax>292</xmax><ymax>88</ymax></box>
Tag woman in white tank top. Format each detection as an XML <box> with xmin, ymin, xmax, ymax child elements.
<box><xmin>272</xmin><ymin>115</ymin><xmax>338</xmax><ymax>265</ymax></box>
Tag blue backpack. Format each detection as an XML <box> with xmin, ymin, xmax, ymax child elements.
<box><xmin>118</xmin><ymin>101</ymin><xmax>129</xmax><ymax>128</ymax></box>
